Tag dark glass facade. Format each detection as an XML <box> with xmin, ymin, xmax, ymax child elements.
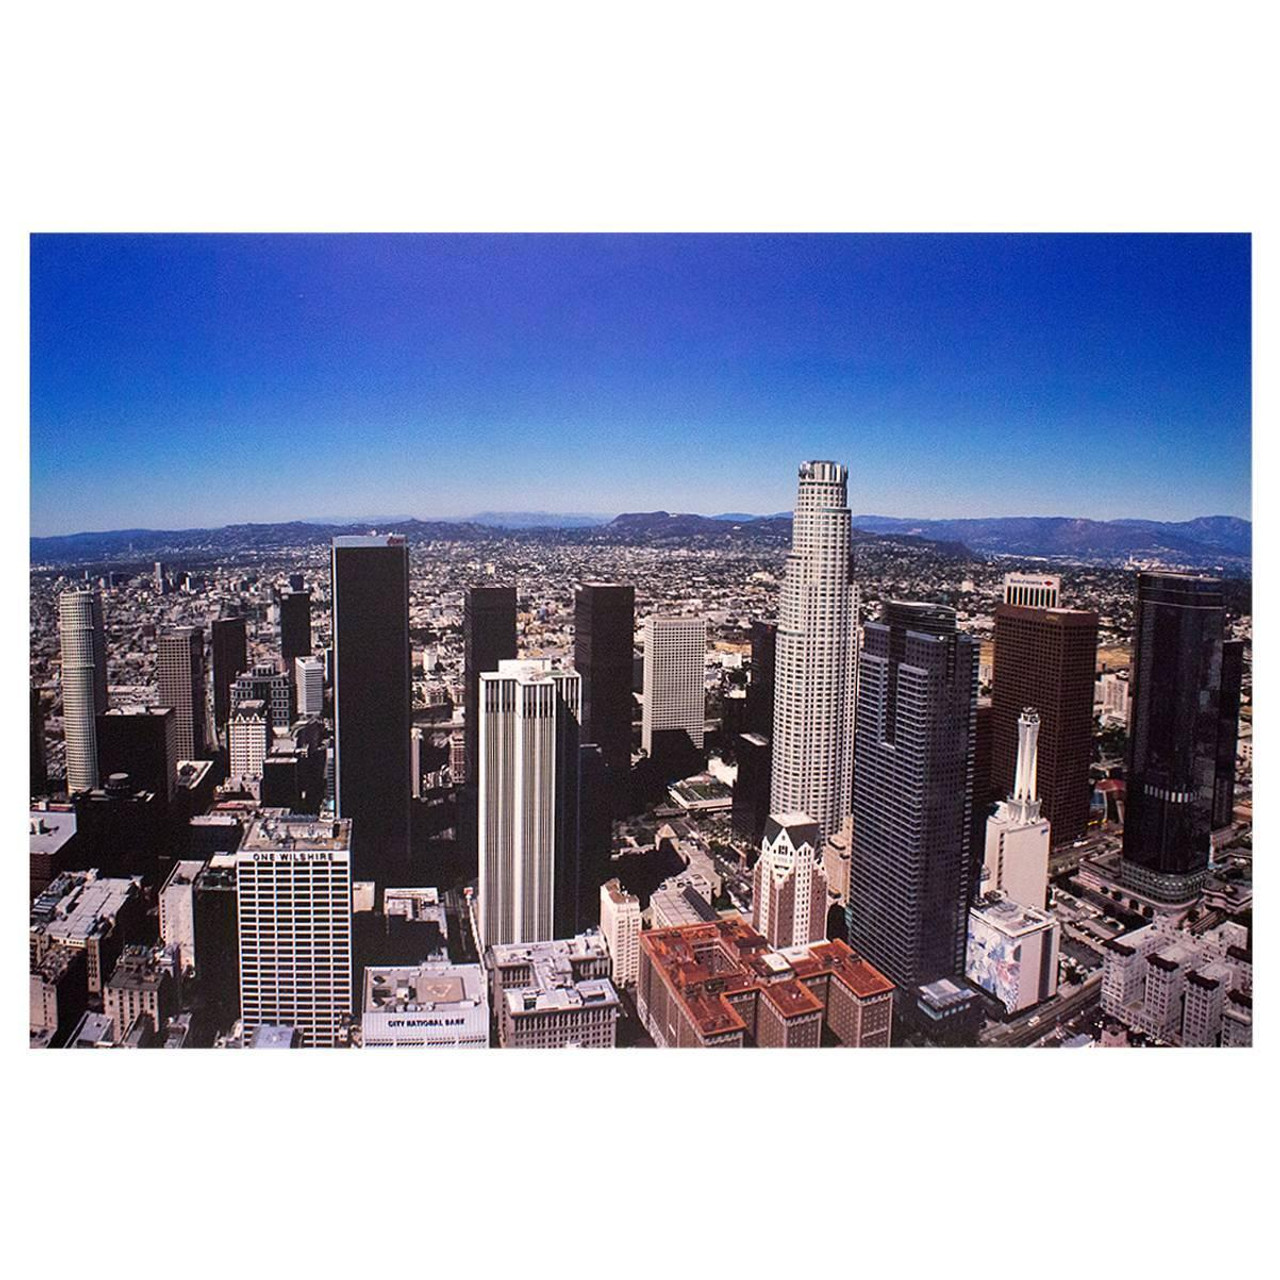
<box><xmin>731</xmin><ymin>731</ymin><xmax>772</xmax><ymax>847</ymax></box>
<box><xmin>991</xmin><ymin>604</ymin><xmax>1098</xmax><ymax>845</ymax></box>
<box><xmin>210</xmin><ymin>616</ymin><xmax>247</xmax><ymax>739</ymax></box>
<box><xmin>745</xmin><ymin>620</ymin><xmax>777</xmax><ymax>737</ymax></box>
<box><xmin>280</xmin><ymin>589</ymin><xmax>312</xmax><ymax>667</ymax></box>
<box><xmin>463</xmin><ymin>586</ymin><xmax>518</xmax><ymax>785</ymax></box>
<box><xmin>574</xmin><ymin>582</ymin><xmax>635</xmax><ymax>787</ymax></box>
<box><xmin>332</xmin><ymin>536</ymin><xmax>412</xmax><ymax>887</ymax></box>
<box><xmin>847</xmin><ymin>601</ymin><xmax>977</xmax><ymax>992</ymax></box>
<box><xmin>1121</xmin><ymin>573</ymin><xmax>1237</xmax><ymax>902</ymax></box>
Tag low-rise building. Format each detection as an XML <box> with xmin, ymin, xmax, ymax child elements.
<box><xmin>488</xmin><ymin>931</ymin><xmax>619</xmax><ymax>1048</ymax></box>
<box><xmin>159</xmin><ymin>859</ymin><xmax>205</xmax><ymax>973</ymax></box>
<box><xmin>637</xmin><ymin>916</ymin><xmax>894</xmax><ymax>1048</ymax></box>
<box><xmin>30</xmin><ymin>944</ymin><xmax>88</xmax><ymax>1048</ymax></box>
<box><xmin>649</xmin><ymin>871</ymin><xmax>718</xmax><ymax>929</ymax></box>
<box><xmin>362</xmin><ymin>962</ymin><xmax>489</xmax><ymax>1048</ymax></box>
<box><xmin>965</xmin><ymin>891</ymin><xmax>1060</xmax><ymax>1014</ymax></box>
<box><xmin>1101</xmin><ymin>919</ymin><xmax>1252</xmax><ymax>1046</ymax></box>
<box><xmin>104</xmin><ymin>945</ymin><xmax>179</xmax><ymax>1045</ymax></box>
<box><xmin>30</xmin><ymin>870</ymin><xmax>145</xmax><ymax>995</ymax></box>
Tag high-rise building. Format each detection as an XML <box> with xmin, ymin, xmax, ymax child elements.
<box><xmin>59</xmin><ymin>588</ymin><xmax>108</xmax><ymax>794</ymax></box>
<box><xmin>97</xmin><ymin>706</ymin><xmax>177</xmax><ymax>806</ymax></box>
<box><xmin>1121</xmin><ymin>572</ymin><xmax>1241</xmax><ymax>903</ymax></box>
<box><xmin>731</xmin><ymin>731</ymin><xmax>772</xmax><ymax>846</ymax></box>
<box><xmin>1214</xmin><ymin>640</ymin><xmax>1244</xmax><ymax>830</ymax></box>
<box><xmin>991</xmin><ymin>584</ymin><xmax>1097</xmax><ymax>847</ymax></box>
<box><xmin>1002</xmin><ymin>572</ymin><xmax>1061</xmax><ymax>609</ymax></box>
<box><xmin>331</xmin><ymin>535</ymin><xmax>412</xmax><ymax>887</ymax></box>
<box><xmin>847</xmin><ymin>601</ymin><xmax>978</xmax><ymax>994</ymax></box>
<box><xmin>229</xmin><ymin>700</ymin><xmax>272</xmax><ymax>783</ymax></box>
<box><xmin>210</xmin><ymin>616</ymin><xmax>248</xmax><ymax>741</ymax></box>
<box><xmin>770</xmin><ymin>461</ymin><xmax>859</xmax><ymax>845</ymax></box>
<box><xmin>574</xmin><ymin>582</ymin><xmax>635</xmax><ymax>787</ymax></box>
<box><xmin>745</xmin><ymin>620</ymin><xmax>777</xmax><ymax>737</ymax></box>
<box><xmin>235</xmin><ymin>815</ymin><xmax>353</xmax><ymax>1048</ymax></box>
<box><xmin>599</xmin><ymin>878</ymin><xmax>641</xmax><ymax>987</ymax></box>
<box><xmin>295</xmin><ymin>655</ymin><xmax>325</xmax><ymax>719</ymax></box>
<box><xmin>230</xmin><ymin>662</ymin><xmax>291</xmax><ymax>731</ymax></box>
<box><xmin>279</xmin><ymin>588</ymin><xmax>312</xmax><ymax>669</ymax></box>
<box><xmin>31</xmin><ymin>686</ymin><xmax>48</xmax><ymax>797</ymax></box>
<box><xmin>641</xmin><ymin>615</ymin><xmax>706</xmax><ymax>767</ymax></box>
<box><xmin>982</xmin><ymin>710</ymin><xmax>1051</xmax><ymax>910</ymax></box>
<box><xmin>157</xmin><ymin>627</ymin><xmax>207</xmax><ymax>761</ymax></box>
<box><xmin>477</xmin><ymin>660</ymin><xmax>581</xmax><ymax>947</ymax></box>
<box><xmin>752</xmin><ymin>813</ymin><xmax>829</xmax><ymax>950</ymax></box>
<box><xmin>463</xmin><ymin>586</ymin><xmax>517</xmax><ymax>786</ymax></box>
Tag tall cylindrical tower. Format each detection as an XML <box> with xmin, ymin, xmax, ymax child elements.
<box><xmin>769</xmin><ymin>460</ymin><xmax>859</xmax><ymax>843</ymax></box>
<box><xmin>59</xmin><ymin>588</ymin><xmax>108</xmax><ymax>793</ymax></box>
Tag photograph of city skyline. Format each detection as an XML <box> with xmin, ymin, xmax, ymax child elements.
<box><xmin>28</xmin><ymin>232</ymin><xmax>1252</xmax><ymax>1050</ymax></box>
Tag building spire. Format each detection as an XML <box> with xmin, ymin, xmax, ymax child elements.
<box><xmin>1012</xmin><ymin>708</ymin><xmax>1041</xmax><ymax>821</ymax></box>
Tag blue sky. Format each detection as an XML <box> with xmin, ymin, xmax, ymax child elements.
<box><xmin>29</xmin><ymin>233</ymin><xmax>1251</xmax><ymax>536</ymax></box>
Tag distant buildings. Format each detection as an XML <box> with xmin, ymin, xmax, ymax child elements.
<box><xmin>770</xmin><ymin>461</ymin><xmax>859</xmax><ymax>845</ymax></box>
<box><xmin>331</xmin><ymin>535</ymin><xmax>412</xmax><ymax>888</ymax></box>
<box><xmin>1120</xmin><ymin>573</ymin><xmax>1241</xmax><ymax>903</ymax></box>
<box><xmin>157</xmin><ymin>626</ymin><xmax>207</xmax><ymax>760</ymax></box>
<box><xmin>637</xmin><ymin>916</ymin><xmax>893</xmax><ymax>1048</ymax></box>
<box><xmin>59</xmin><ymin>588</ymin><xmax>108</xmax><ymax>793</ymax></box>
<box><xmin>362</xmin><ymin>962</ymin><xmax>489</xmax><ymax>1048</ymax></box>
<box><xmin>991</xmin><ymin>574</ymin><xmax>1097</xmax><ymax>846</ymax></box>
<box><xmin>235</xmin><ymin>814</ymin><xmax>353</xmax><ymax>1048</ymax></box>
<box><xmin>641</xmin><ymin>615</ymin><xmax>706</xmax><ymax>769</ymax></box>
<box><xmin>847</xmin><ymin>601</ymin><xmax>977</xmax><ymax>997</ymax></box>
<box><xmin>487</xmin><ymin>931</ymin><xmax>620</xmax><ymax>1048</ymax></box>
<box><xmin>752</xmin><ymin>813</ymin><xmax>829</xmax><ymax>950</ymax></box>
<box><xmin>477</xmin><ymin>660</ymin><xmax>581</xmax><ymax>946</ymax></box>
<box><xmin>1102</xmin><ymin>918</ymin><xmax>1251</xmax><ymax>1046</ymax></box>
<box><xmin>599</xmin><ymin>878</ymin><xmax>641</xmax><ymax>987</ymax></box>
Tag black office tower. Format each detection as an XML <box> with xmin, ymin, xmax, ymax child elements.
<box><xmin>574</xmin><ymin>583</ymin><xmax>635</xmax><ymax>781</ymax></box>
<box><xmin>464</xmin><ymin>586</ymin><xmax>518</xmax><ymax>785</ymax></box>
<box><xmin>847</xmin><ymin>601</ymin><xmax>978</xmax><ymax>994</ymax></box>
<box><xmin>97</xmin><ymin>706</ymin><xmax>177</xmax><ymax>808</ymax></box>
<box><xmin>210</xmin><ymin>616</ymin><xmax>247</xmax><ymax>741</ymax></box>
<box><xmin>745</xmin><ymin>620</ymin><xmax>777</xmax><ymax>736</ymax></box>
<box><xmin>280</xmin><ymin>588</ymin><xmax>312</xmax><ymax>669</ymax></box>
<box><xmin>31</xmin><ymin>686</ymin><xmax>48</xmax><ymax>797</ymax></box>
<box><xmin>332</xmin><ymin>535</ymin><xmax>412</xmax><ymax>887</ymax></box>
<box><xmin>1214</xmin><ymin>640</ymin><xmax>1244</xmax><ymax>830</ymax></box>
<box><xmin>732</xmin><ymin>731</ymin><xmax>772</xmax><ymax>847</ymax></box>
<box><xmin>1121</xmin><ymin>573</ymin><xmax>1240</xmax><ymax>903</ymax></box>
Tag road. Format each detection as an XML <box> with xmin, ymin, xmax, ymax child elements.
<box><xmin>979</xmin><ymin>971</ymin><xmax>1103</xmax><ymax>1048</ymax></box>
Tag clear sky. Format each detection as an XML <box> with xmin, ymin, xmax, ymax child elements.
<box><xmin>29</xmin><ymin>233</ymin><xmax>1251</xmax><ymax>537</ymax></box>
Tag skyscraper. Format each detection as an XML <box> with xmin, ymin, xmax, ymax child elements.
<box><xmin>31</xmin><ymin>685</ymin><xmax>48</xmax><ymax>797</ymax></box>
<box><xmin>236</xmin><ymin>815</ymin><xmax>353</xmax><ymax>1048</ymax></box>
<box><xmin>752</xmin><ymin>813</ymin><xmax>829</xmax><ymax>950</ymax></box>
<box><xmin>157</xmin><ymin>627</ymin><xmax>207</xmax><ymax>760</ymax></box>
<box><xmin>331</xmin><ymin>535</ymin><xmax>412</xmax><ymax>888</ymax></box>
<box><xmin>641</xmin><ymin>615</ymin><xmax>706</xmax><ymax>769</ymax></box>
<box><xmin>991</xmin><ymin>579</ymin><xmax>1097</xmax><ymax>846</ymax></box>
<box><xmin>59</xmin><ymin>588</ymin><xmax>108</xmax><ymax>794</ymax></box>
<box><xmin>770</xmin><ymin>460</ymin><xmax>859</xmax><ymax>845</ymax></box>
<box><xmin>463</xmin><ymin>586</ymin><xmax>518</xmax><ymax>786</ymax></box>
<box><xmin>477</xmin><ymin>660</ymin><xmax>581</xmax><ymax>947</ymax></box>
<box><xmin>745</xmin><ymin>619</ymin><xmax>777</xmax><ymax>737</ymax></box>
<box><xmin>574</xmin><ymin>582</ymin><xmax>635</xmax><ymax>784</ymax></box>
<box><xmin>847</xmin><ymin>601</ymin><xmax>978</xmax><ymax>993</ymax></box>
<box><xmin>97</xmin><ymin>706</ymin><xmax>177</xmax><ymax>806</ymax></box>
<box><xmin>279</xmin><ymin>588</ymin><xmax>312</xmax><ymax>669</ymax></box>
<box><xmin>295</xmin><ymin>655</ymin><xmax>325</xmax><ymax>718</ymax></box>
<box><xmin>210</xmin><ymin>615</ymin><xmax>248</xmax><ymax>742</ymax></box>
<box><xmin>1121</xmin><ymin>572</ymin><xmax>1241</xmax><ymax>903</ymax></box>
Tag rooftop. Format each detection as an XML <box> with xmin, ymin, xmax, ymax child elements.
<box><xmin>31</xmin><ymin>871</ymin><xmax>141</xmax><ymax>943</ymax></box>
<box><xmin>242</xmin><ymin>814</ymin><xmax>352</xmax><ymax>852</ymax></box>
<box><xmin>364</xmin><ymin>962</ymin><xmax>486</xmax><ymax>1014</ymax></box>
<box><xmin>29</xmin><ymin>810</ymin><xmax>77</xmax><ymax>854</ymax></box>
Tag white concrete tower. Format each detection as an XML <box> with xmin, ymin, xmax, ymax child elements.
<box><xmin>641</xmin><ymin>615</ymin><xmax>706</xmax><ymax>757</ymax></box>
<box><xmin>58</xmin><ymin>588</ymin><xmax>108</xmax><ymax>794</ymax></box>
<box><xmin>769</xmin><ymin>460</ymin><xmax>859</xmax><ymax>843</ymax></box>
<box><xmin>982</xmin><ymin>708</ymin><xmax>1051</xmax><ymax>910</ymax></box>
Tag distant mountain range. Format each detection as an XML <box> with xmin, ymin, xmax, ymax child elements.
<box><xmin>30</xmin><ymin>510</ymin><xmax>1249</xmax><ymax>570</ymax></box>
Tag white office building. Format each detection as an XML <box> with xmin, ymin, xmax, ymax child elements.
<box><xmin>599</xmin><ymin>878</ymin><xmax>641</xmax><ymax>987</ymax></box>
<box><xmin>982</xmin><ymin>710</ymin><xmax>1052</xmax><ymax>911</ymax></box>
<box><xmin>770</xmin><ymin>461</ymin><xmax>859</xmax><ymax>844</ymax></box>
<box><xmin>478</xmin><ymin>659</ymin><xmax>581</xmax><ymax>947</ymax></box>
<box><xmin>1003</xmin><ymin>572</ymin><xmax>1061</xmax><ymax>609</ymax></box>
<box><xmin>295</xmin><ymin>655</ymin><xmax>325</xmax><ymax>718</ymax></box>
<box><xmin>236</xmin><ymin>814</ymin><xmax>353</xmax><ymax>1048</ymax></box>
<box><xmin>641</xmin><ymin>615</ymin><xmax>706</xmax><ymax>756</ymax></box>
<box><xmin>752</xmin><ymin>812</ymin><xmax>829</xmax><ymax>950</ymax></box>
<box><xmin>59</xmin><ymin>588</ymin><xmax>108</xmax><ymax>793</ymax></box>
